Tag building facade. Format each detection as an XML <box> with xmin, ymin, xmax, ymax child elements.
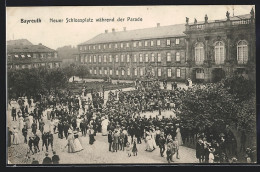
<box><xmin>76</xmin><ymin>9</ymin><xmax>255</xmax><ymax>82</ymax></box>
<box><xmin>7</xmin><ymin>39</ymin><xmax>62</xmax><ymax>70</ymax></box>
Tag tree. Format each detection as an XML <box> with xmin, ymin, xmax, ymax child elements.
<box><xmin>7</xmin><ymin>67</ymin><xmax>69</xmax><ymax>98</ymax></box>
<box><xmin>75</xmin><ymin>65</ymin><xmax>90</xmax><ymax>80</ymax></box>
<box><xmin>179</xmin><ymin>83</ymin><xmax>239</xmax><ymax>135</ymax></box>
<box><xmin>179</xmin><ymin>75</ymin><xmax>256</xmax><ymax>156</ymax></box>
<box><xmin>45</xmin><ymin>68</ymin><xmax>68</xmax><ymax>93</ymax></box>
<box><xmin>63</xmin><ymin>66</ymin><xmax>76</xmax><ymax>80</ymax></box>
<box><xmin>222</xmin><ymin>74</ymin><xmax>255</xmax><ymax>102</ymax></box>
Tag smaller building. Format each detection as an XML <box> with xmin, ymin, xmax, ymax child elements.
<box><xmin>7</xmin><ymin>39</ymin><xmax>62</xmax><ymax>70</ymax></box>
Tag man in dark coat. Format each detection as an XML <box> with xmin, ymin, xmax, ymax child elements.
<box><xmin>33</xmin><ymin>134</ymin><xmax>40</xmax><ymax>153</ymax></box>
<box><xmin>48</xmin><ymin>133</ymin><xmax>54</xmax><ymax>152</ymax></box>
<box><xmin>11</xmin><ymin>107</ymin><xmax>17</xmax><ymax>121</ymax></box>
<box><xmin>52</xmin><ymin>151</ymin><xmax>60</xmax><ymax>164</ymax></box>
<box><xmin>63</xmin><ymin>122</ymin><xmax>70</xmax><ymax>139</ymax></box>
<box><xmin>28</xmin><ymin>137</ymin><xmax>34</xmax><ymax>154</ymax></box>
<box><xmin>31</xmin><ymin>121</ymin><xmax>37</xmax><ymax>135</ymax></box>
<box><xmin>108</xmin><ymin>130</ymin><xmax>113</xmax><ymax>151</ymax></box>
<box><xmin>58</xmin><ymin>121</ymin><xmax>64</xmax><ymax>139</ymax></box>
<box><xmin>196</xmin><ymin>139</ymin><xmax>204</xmax><ymax>163</ymax></box>
<box><xmin>39</xmin><ymin>119</ymin><xmax>45</xmax><ymax>134</ymax></box>
<box><xmin>158</xmin><ymin>134</ymin><xmax>166</xmax><ymax>157</ymax></box>
<box><xmin>22</xmin><ymin>125</ymin><xmax>28</xmax><ymax>144</ymax></box>
<box><xmin>42</xmin><ymin>153</ymin><xmax>52</xmax><ymax>164</ymax></box>
<box><xmin>80</xmin><ymin>119</ymin><xmax>87</xmax><ymax>137</ymax></box>
<box><xmin>42</xmin><ymin>132</ymin><xmax>49</xmax><ymax>152</ymax></box>
<box><xmin>113</xmin><ymin>130</ymin><xmax>120</xmax><ymax>152</ymax></box>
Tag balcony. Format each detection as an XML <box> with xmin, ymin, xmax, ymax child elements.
<box><xmin>185</xmin><ymin>18</ymin><xmax>253</xmax><ymax>32</ymax></box>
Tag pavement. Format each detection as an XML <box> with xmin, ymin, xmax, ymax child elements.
<box><xmin>7</xmin><ymin>80</ymin><xmax>198</xmax><ymax>164</ymax></box>
<box><xmin>7</xmin><ymin>108</ymin><xmax>198</xmax><ymax>164</ymax></box>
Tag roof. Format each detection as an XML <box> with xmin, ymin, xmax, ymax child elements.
<box><xmin>7</xmin><ymin>39</ymin><xmax>33</xmax><ymax>46</ymax></box>
<box><xmin>79</xmin><ymin>23</ymin><xmax>186</xmax><ymax>45</ymax></box>
<box><xmin>7</xmin><ymin>44</ymin><xmax>56</xmax><ymax>53</ymax></box>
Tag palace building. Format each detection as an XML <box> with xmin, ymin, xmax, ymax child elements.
<box><xmin>7</xmin><ymin>39</ymin><xmax>62</xmax><ymax>70</ymax></box>
<box><xmin>76</xmin><ymin>9</ymin><xmax>255</xmax><ymax>82</ymax></box>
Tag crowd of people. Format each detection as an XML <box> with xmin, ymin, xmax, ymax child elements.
<box><xmin>7</xmin><ymin>78</ymin><xmax>255</xmax><ymax>164</ymax></box>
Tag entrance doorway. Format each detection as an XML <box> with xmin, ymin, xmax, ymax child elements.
<box><xmin>212</xmin><ymin>68</ymin><xmax>225</xmax><ymax>83</ymax></box>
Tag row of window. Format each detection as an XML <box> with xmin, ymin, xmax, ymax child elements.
<box><xmin>9</xmin><ymin>63</ymin><xmax>60</xmax><ymax>69</ymax></box>
<box><xmin>89</xmin><ymin>68</ymin><xmax>182</xmax><ymax>78</ymax></box>
<box><xmin>78</xmin><ymin>40</ymin><xmax>249</xmax><ymax>65</ymax></box>
<box><xmin>79</xmin><ymin>38</ymin><xmax>181</xmax><ymax>51</ymax></box>
<box><xmin>78</xmin><ymin>52</ymin><xmax>182</xmax><ymax>63</ymax></box>
<box><xmin>8</xmin><ymin>53</ymin><xmax>58</xmax><ymax>59</ymax></box>
<box><xmin>195</xmin><ymin>40</ymin><xmax>249</xmax><ymax>65</ymax></box>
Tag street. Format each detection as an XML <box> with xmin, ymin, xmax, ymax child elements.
<box><xmin>7</xmin><ymin>104</ymin><xmax>198</xmax><ymax>164</ymax></box>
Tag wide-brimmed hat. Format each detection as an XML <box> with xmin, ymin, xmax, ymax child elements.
<box><xmin>209</xmin><ymin>148</ymin><xmax>215</xmax><ymax>153</ymax></box>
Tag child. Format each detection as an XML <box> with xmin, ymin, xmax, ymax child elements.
<box><xmin>166</xmin><ymin>146</ymin><xmax>172</xmax><ymax>163</ymax></box>
<box><xmin>132</xmin><ymin>139</ymin><xmax>138</xmax><ymax>156</ymax></box>
<box><xmin>208</xmin><ymin>148</ymin><xmax>215</xmax><ymax>163</ymax></box>
<box><xmin>126</xmin><ymin>142</ymin><xmax>132</xmax><ymax>157</ymax></box>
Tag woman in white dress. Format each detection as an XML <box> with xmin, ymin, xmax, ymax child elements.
<box><xmin>73</xmin><ymin>131</ymin><xmax>83</xmax><ymax>152</ymax></box>
<box><xmin>176</xmin><ymin>124</ymin><xmax>183</xmax><ymax>146</ymax></box>
<box><xmin>24</xmin><ymin>97</ymin><xmax>29</xmax><ymax>108</ymax></box>
<box><xmin>150</xmin><ymin>129</ymin><xmax>157</xmax><ymax>149</ymax></box>
<box><xmin>18</xmin><ymin>115</ymin><xmax>24</xmax><ymax>131</ymax></box>
<box><xmin>12</xmin><ymin>126</ymin><xmax>20</xmax><ymax>145</ymax></box>
<box><xmin>145</xmin><ymin>133</ymin><xmax>154</xmax><ymax>152</ymax></box>
<box><xmin>49</xmin><ymin>119</ymin><xmax>55</xmax><ymax>134</ymax></box>
<box><xmin>28</xmin><ymin>114</ymin><xmax>34</xmax><ymax>127</ymax></box>
<box><xmin>101</xmin><ymin>117</ymin><xmax>109</xmax><ymax>136</ymax></box>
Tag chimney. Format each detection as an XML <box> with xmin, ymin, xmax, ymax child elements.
<box><xmin>157</xmin><ymin>23</ymin><xmax>160</xmax><ymax>27</ymax></box>
<box><xmin>112</xmin><ymin>28</ymin><xmax>115</xmax><ymax>32</ymax></box>
<box><xmin>123</xmin><ymin>27</ymin><xmax>126</xmax><ymax>31</ymax></box>
<box><xmin>39</xmin><ymin>43</ymin><xmax>42</xmax><ymax>45</ymax></box>
<box><xmin>105</xmin><ymin>30</ymin><xmax>108</xmax><ymax>33</ymax></box>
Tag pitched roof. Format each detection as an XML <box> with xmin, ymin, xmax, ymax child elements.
<box><xmin>79</xmin><ymin>23</ymin><xmax>186</xmax><ymax>45</ymax></box>
<box><xmin>7</xmin><ymin>39</ymin><xmax>33</xmax><ymax>46</ymax></box>
<box><xmin>7</xmin><ymin>44</ymin><xmax>56</xmax><ymax>53</ymax></box>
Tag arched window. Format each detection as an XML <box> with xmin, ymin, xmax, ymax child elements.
<box><xmin>195</xmin><ymin>42</ymin><xmax>204</xmax><ymax>65</ymax></box>
<box><xmin>215</xmin><ymin>41</ymin><xmax>225</xmax><ymax>64</ymax></box>
<box><xmin>237</xmin><ymin>40</ymin><xmax>248</xmax><ymax>64</ymax></box>
<box><xmin>127</xmin><ymin>68</ymin><xmax>130</xmax><ymax>76</ymax></box>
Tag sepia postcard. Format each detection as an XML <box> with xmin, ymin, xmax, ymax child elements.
<box><xmin>6</xmin><ymin>5</ymin><xmax>257</xmax><ymax>165</ymax></box>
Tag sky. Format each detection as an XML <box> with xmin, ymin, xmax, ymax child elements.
<box><xmin>6</xmin><ymin>5</ymin><xmax>255</xmax><ymax>50</ymax></box>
